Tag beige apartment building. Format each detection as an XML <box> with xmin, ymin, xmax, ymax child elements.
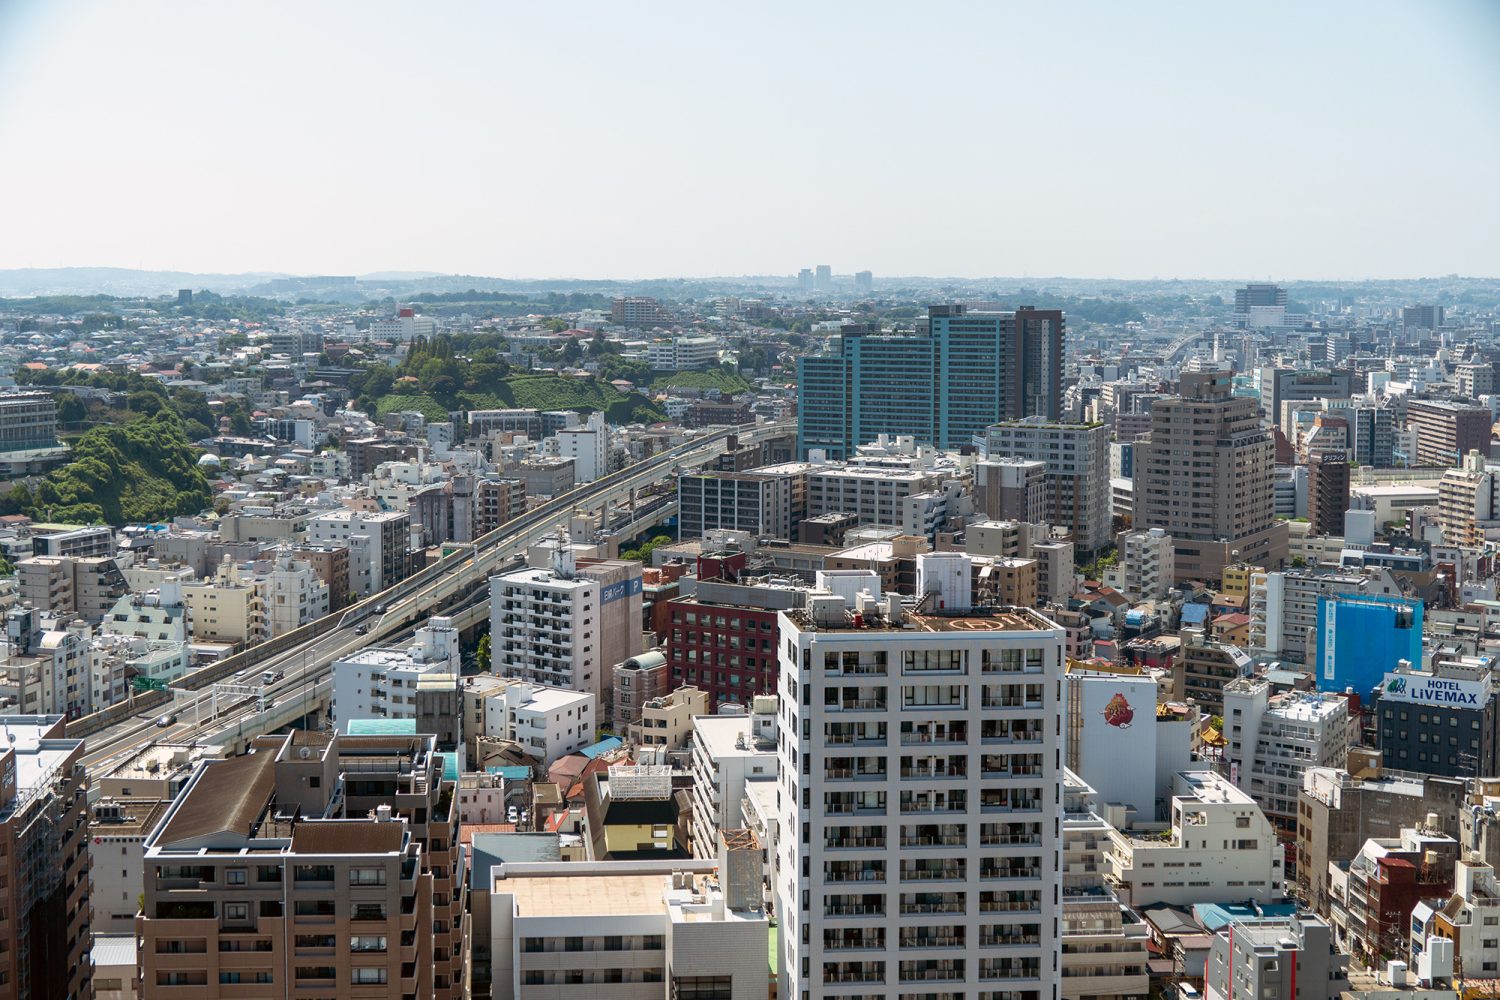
<box><xmin>138</xmin><ymin>730</ymin><xmax>467</xmax><ymax>999</ymax></box>
<box><xmin>627</xmin><ymin>685</ymin><xmax>710</xmax><ymax>751</ymax></box>
<box><xmin>1135</xmin><ymin>371</ymin><xmax>1287</xmax><ymax>583</ymax></box>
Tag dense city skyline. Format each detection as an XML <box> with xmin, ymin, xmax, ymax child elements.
<box><xmin>2</xmin><ymin>2</ymin><xmax>1498</xmax><ymax>279</ymax></box>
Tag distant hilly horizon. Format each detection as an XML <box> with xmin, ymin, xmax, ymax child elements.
<box><xmin>0</xmin><ymin>266</ymin><xmax>1493</xmax><ymax>303</ymax></box>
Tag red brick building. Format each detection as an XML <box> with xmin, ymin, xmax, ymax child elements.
<box><xmin>664</xmin><ymin>552</ymin><xmax>795</xmax><ymax>710</ymax></box>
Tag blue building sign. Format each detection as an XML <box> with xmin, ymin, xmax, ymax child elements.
<box><xmin>1316</xmin><ymin>593</ymin><xmax>1423</xmax><ymax>696</ymax></box>
<box><xmin>601</xmin><ymin>576</ymin><xmax>644</xmax><ymax>605</ymax></box>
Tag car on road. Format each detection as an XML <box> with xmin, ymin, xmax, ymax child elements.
<box><xmin>262</xmin><ymin>669</ymin><xmax>284</xmax><ymax>685</ymax></box>
<box><xmin>155</xmin><ymin>713</ymin><xmax>177</xmax><ymax>728</ymax></box>
<box><xmin>373</xmin><ymin>603</ymin><xmax>388</xmax><ymax>615</ymax></box>
<box><xmin>354</xmin><ymin>623</ymin><xmax>370</xmax><ymax>635</ymax></box>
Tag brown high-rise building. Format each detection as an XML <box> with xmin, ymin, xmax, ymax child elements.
<box><xmin>475</xmin><ymin>477</ymin><xmax>526</xmax><ymax>536</ymax></box>
<box><xmin>1306</xmin><ymin>451</ymin><xmax>1351</xmax><ymax>537</ymax></box>
<box><xmin>292</xmin><ymin>545</ymin><xmax>351</xmax><ymax>612</ymax></box>
<box><xmin>1136</xmin><ymin>371</ymin><xmax>1287</xmax><ymax>582</ymax></box>
<box><xmin>0</xmin><ymin>715</ymin><xmax>91</xmax><ymax>1000</ymax></box>
<box><xmin>138</xmin><ymin>730</ymin><xmax>467</xmax><ymax>999</ymax></box>
<box><xmin>1404</xmin><ymin>399</ymin><xmax>1493</xmax><ymax>468</ymax></box>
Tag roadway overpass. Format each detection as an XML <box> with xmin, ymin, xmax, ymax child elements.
<box><xmin>77</xmin><ymin>420</ymin><xmax>791</xmax><ymax>772</ymax></box>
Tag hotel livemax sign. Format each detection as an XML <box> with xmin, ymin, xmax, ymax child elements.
<box><xmin>1380</xmin><ymin>673</ymin><xmax>1485</xmax><ymax>707</ymax></box>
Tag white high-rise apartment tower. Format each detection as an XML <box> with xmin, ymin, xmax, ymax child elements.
<box><xmin>775</xmin><ymin>592</ymin><xmax>1064</xmax><ymax>1000</ymax></box>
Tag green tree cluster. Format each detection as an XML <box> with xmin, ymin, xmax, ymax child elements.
<box><xmin>621</xmin><ymin>534</ymin><xmax>674</xmax><ymax>562</ymax></box>
<box><xmin>2</xmin><ymin>409</ymin><xmax>211</xmax><ymax>524</ymax></box>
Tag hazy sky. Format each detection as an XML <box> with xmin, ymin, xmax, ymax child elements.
<box><xmin>1</xmin><ymin>1</ymin><xmax>1498</xmax><ymax>280</ymax></box>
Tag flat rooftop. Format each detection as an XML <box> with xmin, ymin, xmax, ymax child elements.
<box><xmin>692</xmin><ymin>714</ymin><xmax>771</xmax><ymax>758</ymax></box>
<box><xmin>1268</xmin><ymin>692</ymin><xmax>1347</xmax><ymax>722</ymax></box>
<box><xmin>788</xmin><ymin>605</ymin><xmax>1059</xmax><ymax>635</ymax></box>
<box><xmin>511</xmin><ymin>685</ymin><xmax>591</xmax><ymax>710</ymax></box>
<box><xmin>337</xmin><ymin>646</ymin><xmax>437</xmax><ymax>669</ymax></box>
<box><xmin>106</xmin><ymin>742</ymin><xmax>217</xmax><ymax>781</ymax></box>
<box><xmin>1175</xmin><ymin>771</ymin><xmax>1254</xmax><ymax>806</ymax></box>
<box><xmin>505</xmin><ymin>873</ymin><xmax>670</xmax><ymax>917</ymax></box>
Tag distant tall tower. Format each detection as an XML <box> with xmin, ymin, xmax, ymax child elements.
<box><xmin>1233</xmin><ymin>283</ymin><xmax>1288</xmax><ymax>329</ymax></box>
<box><xmin>1402</xmin><ymin>304</ymin><xmax>1445</xmax><ymax>331</ymax></box>
<box><xmin>854</xmin><ymin>270</ymin><xmax>873</xmax><ymax>293</ymax></box>
<box><xmin>814</xmin><ymin>264</ymin><xmax>832</xmax><ymax>292</ymax></box>
<box><xmin>797</xmin><ymin>304</ymin><xmax>1065</xmax><ymax>459</ymax></box>
<box><xmin>797</xmin><ymin>268</ymin><xmax>814</xmax><ymax>292</ymax></box>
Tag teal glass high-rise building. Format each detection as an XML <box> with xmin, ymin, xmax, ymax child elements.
<box><xmin>797</xmin><ymin>304</ymin><xmax>1064</xmax><ymax>459</ymax></box>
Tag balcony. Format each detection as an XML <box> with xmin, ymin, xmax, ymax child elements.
<box><xmin>981</xmin><ymin>865</ymin><xmax>1042</xmax><ymax>882</ymax></box>
<box><xmin>826</xmin><ymin>698</ymin><xmax>888</xmax><ymax>713</ymax></box>
<box><xmin>981</xmin><ymin>696</ymin><xmax>1044</xmax><ymax>711</ymax></box>
<box><xmin>900</xmin><ymin>864</ymin><xmax>966</xmax><ymax>882</ymax></box>
<box><xmin>900</xmin><ymin>896</ymin><xmax>965</xmax><ymax>915</ymax></box>
<box><xmin>900</xmin><ymin>728</ymin><xmax>967</xmax><ymax>746</ymax></box>
<box><xmin>901</xmin><ymin>766</ymin><xmax>967</xmax><ymax>781</ymax></box>
<box><xmin>980</xmin><ymin>932</ymin><xmax>1042</xmax><ymax>948</ymax></box>
<box><xmin>900</xmin><ymin>834</ymin><xmax>966</xmax><ymax>848</ymax></box>
<box><xmin>898</xmin><ymin>964</ymin><xmax>965</xmax><ymax>984</ymax></box>
<box><xmin>981</xmin><ymin>894</ymin><xmax>1041</xmax><ymax>913</ymax></box>
<box><xmin>901</xmin><ymin>797</ymin><xmax>966</xmax><ymax>815</ymax></box>
<box><xmin>826</xmin><ymin>834</ymin><xmax>886</xmax><ymax>851</ymax></box>
<box><xmin>899</xmin><ymin>933</ymin><xmax>965</xmax><ymax>950</ymax></box>
<box><xmin>821</xmin><ymin>968</ymin><xmax>884</xmax><ymax>985</ymax></box>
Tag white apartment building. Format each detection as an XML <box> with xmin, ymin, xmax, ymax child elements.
<box><xmin>1105</xmin><ymin>770</ymin><xmax>1283</xmax><ymax>910</ymax></box>
<box><xmin>556</xmin><ymin>411</ymin><xmax>609</xmax><ymax>483</ymax></box>
<box><xmin>1222</xmin><ymin>678</ymin><xmax>1358</xmax><ymax>835</ymax></box>
<box><xmin>332</xmin><ymin>619</ymin><xmax>460</xmax><ymax>729</ymax></box>
<box><xmin>1118</xmin><ymin>528</ymin><xmax>1175</xmax><ymax>601</ymax></box>
<box><xmin>776</xmin><ymin>595</ymin><xmax>1065</xmax><ymax>1000</ymax></box>
<box><xmin>38</xmin><ymin>621</ymin><xmax>92</xmax><ymax>717</ymax></box>
<box><xmin>368</xmin><ymin>309</ymin><xmax>437</xmax><ymax>341</ymax></box>
<box><xmin>1204</xmin><ymin>914</ymin><xmax>1347</xmax><ymax>1000</ymax></box>
<box><xmin>975</xmin><ymin>418</ymin><xmax>1111</xmax><ymax>552</ymax></box>
<box><xmin>260</xmin><ymin>551</ymin><xmax>331</xmax><ymax>637</ymax></box>
<box><xmin>488</xmin><ymin>852</ymin><xmax>768</xmax><ymax>1000</ymax></box>
<box><xmin>490</xmin><ymin>549</ymin><xmax>604</xmax><ymax>702</ymax></box>
<box><xmin>1411</xmin><ymin>855</ymin><xmax>1500</xmax><ymax>980</ymax></box>
<box><xmin>805</xmin><ymin>465</ymin><xmax>946</xmax><ymax>528</ymax></box>
<box><xmin>677</xmin><ymin>466</ymin><xmax>806</xmax><ymax>542</ymax></box>
<box><xmin>309</xmin><ymin>449</ymin><xmax>350</xmax><ymax>478</ymax></box>
<box><xmin>306</xmin><ymin>508</ymin><xmax>410</xmax><ymax>597</ymax></box>
<box><xmin>646</xmin><ymin>335</ymin><xmax>720</xmax><ymax>371</ymax></box>
<box><xmin>120</xmin><ymin>559</ymin><xmax>196</xmax><ymax>596</ymax></box>
<box><xmin>1061</xmin><ymin>770</ymin><xmax>1150</xmax><ymax>1000</ymax></box>
<box><xmin>483</xmin><ymin>681</ymin><xmax>596</xmax><ymax>766</ymax></box>
<box><xmin>102</xmin><ymin>584</ymin><xmax>189</xmax><ymax>643</ymax></box>
<box><xmin>689</xmin><ymin>701</ymin><xmax>777</xmax><ymax>859</ymax></box>
<box><xmin>1248</xmin><ymin>567</ymin><xmax>1400</xmax><ymax>662</ymax></box>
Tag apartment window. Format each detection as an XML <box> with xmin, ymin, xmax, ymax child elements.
<box><xmin>353</xmin><ymin>968</ymin><xmax>388</xmax><ymax>985</ymax></box>
<box><xmin>224</xmin><ymin>903</ymin><xmax>249</xmax><ymax>922</ymax></box>
<box><xmin>349</xmin><ymin>867</ymin><xmax>386</xmax><ymax>886</ymax></box>
<box><xmin>295</xmin><ymin>900</ymin><xmax>336</xmax><ymax>917</ymax></box>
